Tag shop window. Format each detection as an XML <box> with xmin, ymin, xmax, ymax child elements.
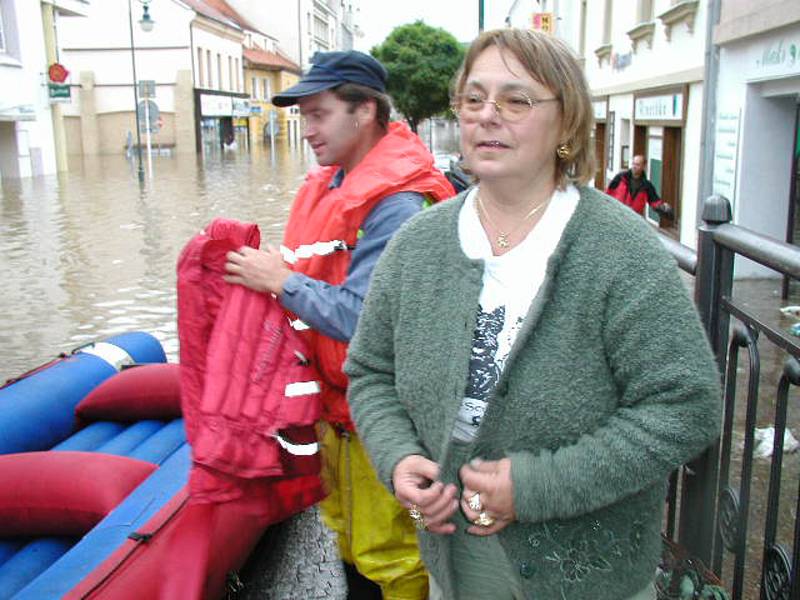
<box><xmin>0</xmin><ymin>9</ymin><xmax>5</xmax><ymax>53</ymax></box>
<box><xmin>0</xmin><ymin>1</ymin><xmax>20</xmax><ymax>60</ymax></box>
<box><xmin>594</xmin><ymin>122</ymin><xmax>606</xmax><ymax>190</ymax></box>
<box><xmin>606</xmin><ymin>111</ymin><xmax>615</xmax><ymax>173</ymax></box>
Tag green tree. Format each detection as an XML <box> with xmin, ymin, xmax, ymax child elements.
<box><xmin>371</xmin><ymin>21</ymin><xmax>465</xmax><ymax>133</ymax></box>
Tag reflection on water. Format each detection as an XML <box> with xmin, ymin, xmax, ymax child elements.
<box><xmin>0</xmin><ymin>124</ymin><xmax>462</xmax><ymax>381</ymax></box>
<box><xmin>0</xmin><ymin>142</ymin><xmax>314</xmax><ymax>380</ymax></box>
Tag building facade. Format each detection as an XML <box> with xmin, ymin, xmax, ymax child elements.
<box><xmin>0</xmin><ymin>0</ymin><xmax>89</xmax><ymax>180</ymax></box>
<box><xmin>711</xmin><ymin>0</ymin><xmax>800</xmax><ymax>277</ymax></box>
<box><xmin>515</xmin><ymin>1</ymin><xmax>706</xmax><ymax>246</ymax></box>
<box><xmin>242</xmin><ymin>37</ymin><xmax>302</xmax><ymax>147</ymax></box>
<box><xmin>57</xmin><ymin>0</ymin><xmax>197</xmax><ymax>156</ymax></box>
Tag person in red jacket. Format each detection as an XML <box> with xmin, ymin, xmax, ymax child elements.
<box><xmin>223</xmin><ymin>50</ymin><xmax>455</xmax><ymax>600</ymax></box>
<box><xmin>605</xmin><ymin>154</ymin><xmax>673</xmax><ymax>218</ymax></box>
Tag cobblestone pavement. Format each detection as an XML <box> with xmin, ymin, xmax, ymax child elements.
<box><xmin>238</xmin><ymin>506</ymin><xmax>347</xmax><ymax>600</ymax></box>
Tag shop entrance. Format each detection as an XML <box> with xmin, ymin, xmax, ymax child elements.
<box><xmin>782</xmin><ymin>102</ymin><xmax>800</xmax><ymax>297</ymax></box>
<box><xmin>594</xmin><ymin>122</ymin><xmax>606</xmax><ymax>190</ymax></box>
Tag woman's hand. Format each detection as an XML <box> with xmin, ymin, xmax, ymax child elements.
<box><xmin>459</xmin><ymin>457</ymin><xmax>516</xmax><ymax>536</ymax></box>
<box><xmin>393</xmin><ymin>455</ymin><xmax>458</xmax><ymax>534</ymax></box>
<box><xmin>224</xmin><ymin>244</ymin><xmax>291</xmax><ymax>295</ymax></box>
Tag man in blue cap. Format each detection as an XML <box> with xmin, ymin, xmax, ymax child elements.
<box><xmin>225</xmin><ymin>50</ymin><xmax>454</xmax><ymax>599</ymax></box>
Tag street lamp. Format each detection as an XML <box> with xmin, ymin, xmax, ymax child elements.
<box><xmin>128</xmin><ymin>0</ymin><xmax>154</xmax><ymax>184</ymax></box>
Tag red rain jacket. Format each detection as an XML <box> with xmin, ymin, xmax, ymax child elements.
<box><xmin>168</xmin><ymin>218</ymin><xmax>325</xmax><ymax>599</ymax></box>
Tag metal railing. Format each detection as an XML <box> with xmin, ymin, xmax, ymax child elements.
<box><xmin>659</xmin><ymin>195</ymin><xmax>800</xmax><ymax>599</ymax></box>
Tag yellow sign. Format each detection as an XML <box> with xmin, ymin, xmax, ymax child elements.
<box><xmin>532</xmin><ymin>12</ymin><xmax>554</xmax><ymax>34</ymax></box>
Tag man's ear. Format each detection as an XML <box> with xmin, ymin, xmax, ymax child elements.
<box><xmin>357</xmin><ymin>99</ymin><xmax>377</xmax><ymax>124</ymax></box>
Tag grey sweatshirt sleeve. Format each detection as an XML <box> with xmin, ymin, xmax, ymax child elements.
<box><xmin>279</xmin><ymin>191</ymin><xmax>425</xmax><ymax>342</ymax></box>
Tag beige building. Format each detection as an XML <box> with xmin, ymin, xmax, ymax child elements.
<box><xmin>243</xmin><ymin>46</ymin><xmax>301</xmax><ymax>146</ymax></box>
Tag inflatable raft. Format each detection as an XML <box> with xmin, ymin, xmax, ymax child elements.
<box><xmin>0</xmin><ymin>332</ymin><xmax>279</xmax><ymax>599</ymax></box>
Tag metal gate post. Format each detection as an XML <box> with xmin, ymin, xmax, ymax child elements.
<box><xmin>678</xmin><ymin>194</ymin><xmax>733</xmax><ymax>564</ymax></box>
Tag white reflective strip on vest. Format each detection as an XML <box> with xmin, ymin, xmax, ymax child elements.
<box><xmin>285</xmin><ymin>380</ymin><xmax>321</xmax><ymax>397</ymax></box>
<box><xmin>290</xmin><ymin>319</ymin><xmax>310</xmax><ymax>331</ymax></box>
<box><xmin>281</xmin><ymin>240</ymin><xmax>348</xmax><ymax>265</ymax></box>
<box><xmin>273</xmin><ymin>433</ymin><xmax>319</xmax><ymax>456</ymax></box>
<box><xmin>280</xmin><ymin>245</ymin><xmax>297</xmax><ymax>265</ymax></box>
<box><xmin>80</xmin><ymin>342</ymin><xmax>135</xmax><ymax>372</ymax></box>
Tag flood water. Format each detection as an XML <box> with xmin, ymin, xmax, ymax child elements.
<box><xmin>0</xmin><ymin>122</ymin><xmax>461</xmax><ymax>382</ymax></box>
<box><xmin>0</xmin><ymin>143</ymin><xmax>310</xmax><ymax>380</ymax></box>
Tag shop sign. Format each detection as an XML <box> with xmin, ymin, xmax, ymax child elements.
<box><xmin>250</xmin><ymin>105</ymin><xmax>263</xmax><ymax>115</ymax></box>
<box><xmin>531</xmin><ymin>12</ymin><xmax>553</xmax><ymax>34</ymax></box>
<box><xmin>712</xmin><ymin>110</ymin><xmax>741</xmax><ymax>208</ymax></box>
<box><xmin>48</xmin><ymin>83</ymin><xmax>71</xmax><ymax>103</ymax></box>
<box><xmin>232</xmin><ymin>98</ymin><xmax>251</xmax><ymax>117</ymax></box>
<box><xmin>593</xmin><ymin>100</ymin><xmax>607</xmax><ymax>121</ymax></box>
<box><xmin>754</xmin><ymin>37</ymin><xmax>800</xmax><ymax>77</ymax></box>
<box><xmin>634</xmin><ymin>94</ymin><xmax>683</xmax><ymax>121</ymax></box>
<box><xmin>200</xmin><ymin>94</ymin><xmax>232</xmax><ymax>117</ymax></box>
<box><xmin>48</xmin><ymin>63</ymin><xmax>69</xmax><ymax>83</ymax></box>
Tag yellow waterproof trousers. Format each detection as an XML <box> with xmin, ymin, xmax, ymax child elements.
<box><xmin>318</xmin><ymin>423</ymin><xmax>428</xmax><ymax>600</ymax></box>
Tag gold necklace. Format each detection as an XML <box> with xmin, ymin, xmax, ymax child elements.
<box><xmin>475</xmin><ymin>192</ymin><xmax>551</xmax><ymax>249</ymax></box>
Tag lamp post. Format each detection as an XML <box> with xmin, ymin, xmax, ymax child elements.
<box><xmin>128</xmin><ymin>0</ymin><xmax>154</xmax><ymax>184</ymax></box>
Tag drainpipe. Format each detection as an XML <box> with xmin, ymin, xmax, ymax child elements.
<box><xmin>696</xmin><ymin>0</ymin><xmax>722</xmax><ymax>230</ymax></box>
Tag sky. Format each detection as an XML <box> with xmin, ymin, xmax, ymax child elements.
<box><xmin>355</xmin><ymin>0</ymin><xmax>515</xmax><ymax>52</ymax></box>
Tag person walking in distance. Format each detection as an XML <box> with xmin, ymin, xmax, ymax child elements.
<box><xmin>224</xmin><ymin>50</ymin><xmax>455</xmax><ymax>599</ymax></box>
<box><xmin>606</xmin><ymin>154</ymin><xmax>673</xmax><ymax>219</ymax></box>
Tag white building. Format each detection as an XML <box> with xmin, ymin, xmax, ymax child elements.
<box><xmin>230</xmin><ymin>0</ymin><xmax>353</xmax><ymax>69</ymax></box>
<box><xmin>0</xmin><ymin>0</ymin><xmax>89</xmax><ymax>180</ymax></box>
<box><xmin>518</xmin><ymin>1</ymin><xmax>705</xmax><ymax>247</ymax></box>
<box><xmin>711</xmin><ymin>0</ymin><xmax>800</xmax><ymax>277</ymax></box>
<box><xmin>57</xmin><ymin>0</ymin><xmax>264</xmax><ymax>156</ymax></box>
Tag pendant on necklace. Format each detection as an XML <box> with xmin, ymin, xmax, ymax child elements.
<box><xmin>496</xmin><ymin>233</ymin><xmax>510</xmax><ymax>248</ymax></box>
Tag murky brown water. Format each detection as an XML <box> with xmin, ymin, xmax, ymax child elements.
<box><xmin>0</xmin><ymin>142</ymin><xmax>314</xmax><ymax>380</ymax></box>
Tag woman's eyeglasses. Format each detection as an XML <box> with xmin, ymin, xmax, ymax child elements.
<box><xmin>451</xmin><ymin>91</ymin><xmax>559</xmax><ymax>122</ymax></box>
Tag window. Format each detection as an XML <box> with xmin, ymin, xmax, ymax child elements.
<box><xmin>579</xmin><ymin>0</ymin><xmax>587</xmax><ymax>57</ymax></box>
<box><xmin>234</xmin><ymin>58</ymin><xmax>240</xmax><ymax>91</ymax></box>
<box><xmin>603</xmin><ymin>0</ymin><xmax>613</xmax><ymax>44</ymax></box>
<box><xmin>251</xmin><ymin>76</ymin><xmax>258</xmax><ymax>99</ymax></box>
<box><xmin>228</xmin><ymin>56</ymin><xmax>233</xmax><ymax>91</ymax></box>
<box><xmin>263</xmin><ymin>77</ymin><xmax>270</xmax><ymax>101</ymax></box>
<box><xmin>206</xmin><ymin>50</ymin><xmax>212</xmax><ymax>89</ymax></box>
<box><xmin>637</xmin><ymin>0</ymin><xmax>653</xmax><ymax>23</ymax></box>
<box><xmin>197</xmin><ymin>48</ymin><xmax>204</xmax><ymax>87</ymax></box>
<box><xmin>217</xmin><ymin>53</ymin><xmax>222</xmax><ymax>90</ymax></box>
<box><xmin>0</xmin><ymin>9</ymin><xmax>6</xmax><ymax>53</ymax></box>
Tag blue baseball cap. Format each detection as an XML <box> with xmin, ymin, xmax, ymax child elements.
<box><xmin>271</xmin><ymin>50</ymin><xmax>388</xmax><ymax>107</ymax></box>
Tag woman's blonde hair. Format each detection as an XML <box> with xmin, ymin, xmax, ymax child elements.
<box><xmin>453</xmin><ymin>28</ymin><xmax>596</xmax><ymax>188</ymax></box>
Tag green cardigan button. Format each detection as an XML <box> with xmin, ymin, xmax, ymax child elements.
<box><xmin>518</xmin><ymin>561</ymin><xmax>535</xmax><ymax>579</ymax></box>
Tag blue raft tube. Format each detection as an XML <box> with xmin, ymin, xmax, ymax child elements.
<box><xmin>0</xmin><ymin>332</ymin><xmax>170</xmax><ymax>598</ymax></box>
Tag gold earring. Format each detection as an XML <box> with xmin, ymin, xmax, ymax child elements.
<box><xmin>556</xmin><ymin>143</ymin><xmax>571</xmax><ymax>160</ymax></box>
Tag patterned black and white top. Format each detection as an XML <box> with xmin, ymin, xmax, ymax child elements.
<box><xmin>452</xmin><ymin>185</ymin><xmax>579</xmax><ymax>442</ymax></box>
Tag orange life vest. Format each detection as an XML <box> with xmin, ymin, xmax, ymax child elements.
<box><xmin>282</xmin><ymin>121</ymin><xmax>454</xmax><ymax>429</ymax></box>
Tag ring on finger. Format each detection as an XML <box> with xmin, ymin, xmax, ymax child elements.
<box><xmin>468</xmin><ymin>492</ymin><xmax>482</xmax><ymax>512</ymax></box>
<box><xmin>473</xmin><ymin>511</ymin><xmax>495</xmax><ymax>527</ymax></box>
<box><xmin>408</xmin><ymin>504</ymin><xmax>427</xmax><ymax>530</ymax></box>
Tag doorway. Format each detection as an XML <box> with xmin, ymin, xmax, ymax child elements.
<box><xmin>595</xmin><ymin>122</ymin><xmax>606</xmax><ymax>189</ymax></box>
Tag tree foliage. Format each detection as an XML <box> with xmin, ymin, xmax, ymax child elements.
<box><xmin>371</xmin><ymin>21</ymin><xmax>464</xmax><ymax>133</ymax></box>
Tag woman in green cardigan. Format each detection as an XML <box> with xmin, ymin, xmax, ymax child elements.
<box><xmin>344</xmin><ymin>28</ymin><xmax>720</xmax><ymax>600</ymax></box>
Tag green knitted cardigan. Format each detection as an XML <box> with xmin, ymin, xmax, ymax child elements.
<box><xmin>345</xmin><ymin>186</ymin><xmax>721</xmax><ymax>600</ymax></box>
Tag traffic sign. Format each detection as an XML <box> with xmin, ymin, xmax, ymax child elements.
<box><xmin>138</xmin><ymin>80</ymin><xmax>156</xmax><ymax>99</ymax></box>
<box><xmin>137</xmin><ymin>99</ymin><xmax>160</xmax><ymax>134</ymax></box>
